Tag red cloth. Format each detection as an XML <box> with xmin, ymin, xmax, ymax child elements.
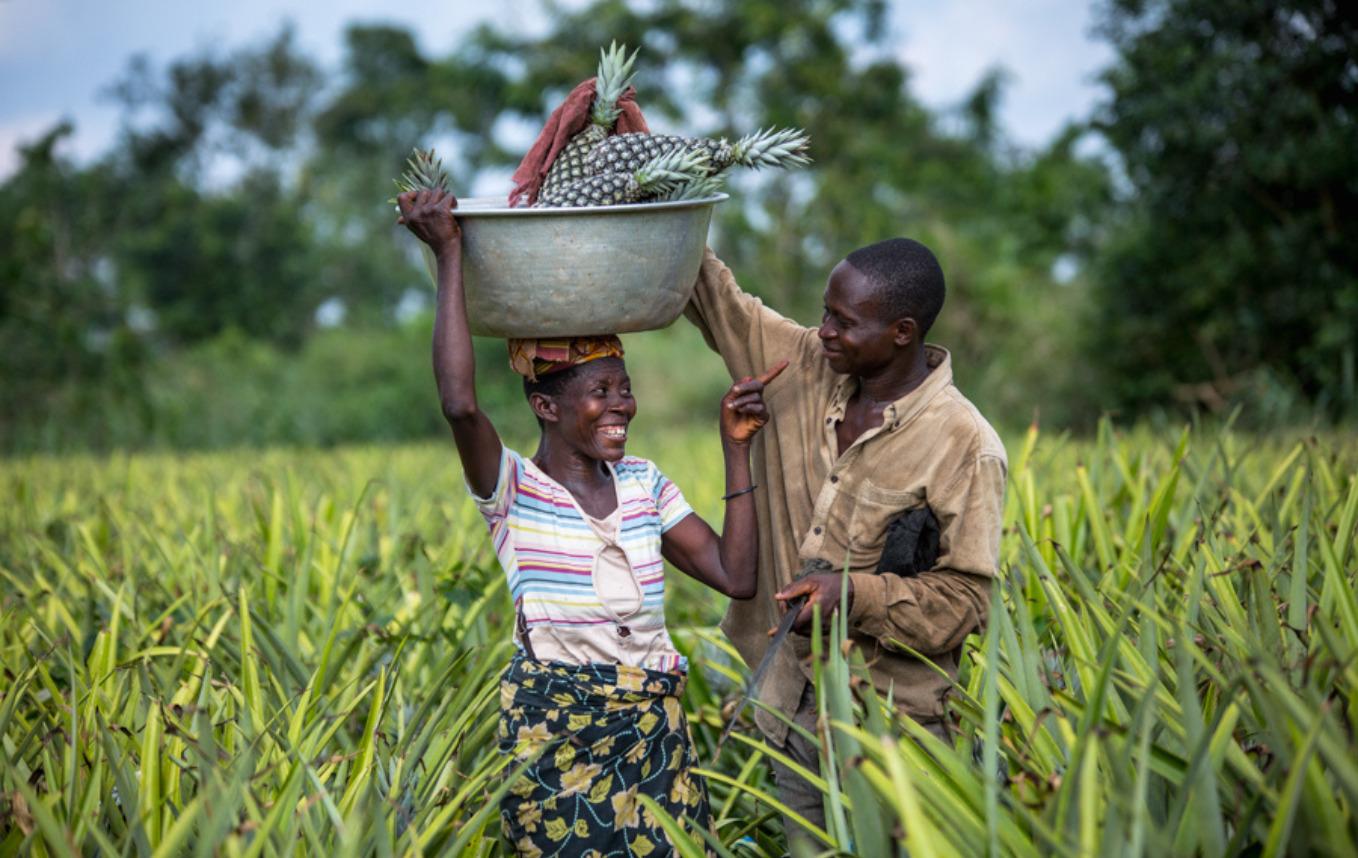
<box><xmin>508</xmin><ymin>78</ymin><xmax>650</xmax><ymax>207</ymax></box>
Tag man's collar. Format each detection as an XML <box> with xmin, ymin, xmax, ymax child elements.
<box><xmin>827</xmin><ymin>345</ymin><xmax>953</xmax><ymax>431</ymax></box>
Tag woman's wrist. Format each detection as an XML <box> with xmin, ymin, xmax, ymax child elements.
<box><xmin>721</xmin><ymin>484</ymin><xmax>757</xmax><ymax>501</ymax></box>
<box><xmin>433</xmin><ymin>239</ymin><xmax>462</xmax><ymax>262</ymax></box>
<box><xmin>720</xmin><ymin>435</ymin><xmax>752</xmax><ymax>452</ymax></box>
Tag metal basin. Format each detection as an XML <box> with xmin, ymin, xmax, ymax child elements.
<box><xmin>452</xmin><ymin>194</ymin><xmax>726</xmax><ymax>338</ymax></box>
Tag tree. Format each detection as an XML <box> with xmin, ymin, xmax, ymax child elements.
<box><xmin>103</xmin><ymin>27</ymin><xmax>329</xmax><ymax>346</ymax></box>
<box><xmin>0</xmin><ymin>124</ymin><xmax>147</xmax><ymax>448</ymax></box>
<box><xmin>1091</xmin><ymin>0</ymin><xmax>1358</xmax><ymax>415</ymax></box>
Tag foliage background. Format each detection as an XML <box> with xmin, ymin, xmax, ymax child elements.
<box><xmin>1</xmin><ymin>0</ymin><xmax>1356</xmax><ymax>452</ymax></box>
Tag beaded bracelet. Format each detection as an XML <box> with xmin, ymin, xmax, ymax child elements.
<box><xmin>721</xmin><ymin>484</ymin><xmax>758</xmax><ymax>501</ymax></box>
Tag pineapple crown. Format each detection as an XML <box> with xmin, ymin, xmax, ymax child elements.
<box><xmin>634</xmin><ymin>147</ymin><xmax>711</xmax><ymax>194</ymax></box>
<box><xmin>389</xmin><ymin>147</ymin><xmax>449</xmax><ymax>209</ymax></box>
<box><xmin>660</xmin><ymin>173</ymin><xmax>727</xmax><ymax>202</ymax></box>
<box><xmin>394</xmin><ymin>148</ymin><xmax>449</xmax><ymax>194</ymax></box>
<box><xmin>729</xmin><ymin>127</ymin><xmax>812</xmax><ymax>170</ymax></box>
<box><xmin>590</xmin><ymin>41</ymin><xmax>639</xmax><ymax>129</ymax></box>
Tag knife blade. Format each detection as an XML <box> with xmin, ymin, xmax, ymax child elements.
<box><xmin>712</xmin><ymin>595</ymin><xmax>806</xmax><ymax>760</ymax></box>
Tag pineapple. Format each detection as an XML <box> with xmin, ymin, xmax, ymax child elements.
<box><xmin>583</xmin><ymin>126</ymin><xmax>811</xmax><ymax>178</ymax></box>
<box><xmin>537</xmin><ymin>148</ymin><xmax>711</xmax><ymax>207</ymax></box>
<box><xmin>537</xmin><ymin>42</ymin><xmax>639</xmax><ymax>202</ymax></box>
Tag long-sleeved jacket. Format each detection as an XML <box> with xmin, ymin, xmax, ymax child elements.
<box><xmin>684</xmin><ymin>250</ymin><xmax>1007</xmax><ymax>744</ymax></box>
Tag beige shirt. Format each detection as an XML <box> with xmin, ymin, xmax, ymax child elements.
<box><xmin>685</xmin><ymin>250</ymin><xmax>1007</xmax><ymax>744</ymax></box>
<box><xmin>585</xmin><ymin>508</ymin><xmax>644</xmax><ymax>616</ymax></box>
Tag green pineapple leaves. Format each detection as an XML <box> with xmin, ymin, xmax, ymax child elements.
<box><xmin>388</xmin><ymin>147</ymin><xmax>449</xmax><ymax>211</ymax></box>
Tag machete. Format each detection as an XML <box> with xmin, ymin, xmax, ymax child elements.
<box><xmin>712</xmin><ymin>594</ymin><xmax>806</xmax><ymax>760</ymax></box>
<box><xmin>710</xmin><ymin>507</ymin><xmax>940</xmax><ymax>760</ymax></box>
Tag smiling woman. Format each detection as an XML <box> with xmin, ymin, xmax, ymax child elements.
<box><xmin>395</xmin><ymin>185</ymin><xmax>788</xmax><ymax>855</ymax></box>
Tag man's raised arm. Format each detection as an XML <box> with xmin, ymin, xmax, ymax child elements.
<box><xmin>684</xmin><ymin>249</ymin><xmax>821</xmax><ymax>380</ymax></box>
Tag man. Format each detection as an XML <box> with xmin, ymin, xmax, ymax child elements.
<box><xmin>685</xmin><ymin>238</ymin><xmax>1007</xmax><ymax>835</ymax></box>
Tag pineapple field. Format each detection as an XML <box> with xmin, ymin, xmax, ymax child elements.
<box><xmin>2</xmin><ymin>422</ymin><xmax>1357</xmax><ymax>856</ymax></box>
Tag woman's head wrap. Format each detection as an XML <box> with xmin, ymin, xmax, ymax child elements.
<box><xmin>508</xmin><ymin>336</ymin><xmax>625</xmax><ymax>382</ymax></box>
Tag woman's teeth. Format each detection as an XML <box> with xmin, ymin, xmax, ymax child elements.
<box><xmin>600</xmin><ymin>426</ymin><xmax>627</xmax><ymax>440</ymax></box>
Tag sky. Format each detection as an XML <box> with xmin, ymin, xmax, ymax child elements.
<box><xmin>0</xmin><ymin>0</ymin><xmax>1113</xmax><ymax>179</ymax></box>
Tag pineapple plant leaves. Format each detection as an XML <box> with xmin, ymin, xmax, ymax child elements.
<box><xmin>389</xmin><ymin>147</ymin><xmax>449</xmax><ymax>286</ymax></box>
<box><xmin>388</xmin><ymin>147</ymin><xmax>449</xmax><ymax>210</ymax></box>
<box><xmin>658</xmin><ymin>173</ymin><xmax>727</xmax><ymax>202</ymax></box>
<box><xmin>6</xmin><ymin>424</ymin><xmax>1358</xmax><ymax>854</ymax></box>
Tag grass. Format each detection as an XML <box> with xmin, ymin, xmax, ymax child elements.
<box><xmin>1</xmin><ymin>421</ymin><xmax>1356</xmax><ymax>855</ymax></box>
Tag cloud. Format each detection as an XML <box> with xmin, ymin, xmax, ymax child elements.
<box><xmin>891</xmin><ymin>0</ymin><xmax>1113</xmax><ymax>145</ymax></box>
<box><xmin>0</xmin><ymin>0</ymin><xmax>513</xmax><ymax>178</ymax></box>
<box><xmin>0</xmin><ymin>0</ymin><xmax>59</xmax><ymax>61</ymax></box>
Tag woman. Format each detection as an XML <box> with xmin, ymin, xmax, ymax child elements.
<box><xmin>396</xmin><ymin>187</ymin><xmax>786</xmax><ymax>856</ymax></box>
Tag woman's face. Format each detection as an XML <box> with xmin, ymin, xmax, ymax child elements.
<box><xmin>543</xmin><ymin>358</ymin><xmax>637</xmax><ymax>462</ymax></box>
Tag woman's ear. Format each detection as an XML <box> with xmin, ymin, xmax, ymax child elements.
<box><xmin>528</xmin><ymin>391</ymin><xmax>560</xmax><ymax>423</ymax></box>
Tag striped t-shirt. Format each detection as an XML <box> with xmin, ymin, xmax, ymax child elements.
<box><xmin>471</xmin><ymin>446</ymin><xmax>694</xmax><ymax>672</ymax></box>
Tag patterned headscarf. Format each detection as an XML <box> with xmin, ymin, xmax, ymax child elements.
<box><xmin>507</xmin><ymin>336</ymin><xmax>625</xmax><ymax>382</ymax></box>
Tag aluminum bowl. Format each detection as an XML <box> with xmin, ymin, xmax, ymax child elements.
<box><xmin>451</xmin><ymin>193</ymin><xmax>727</xmax><ymax>338</ymax></box>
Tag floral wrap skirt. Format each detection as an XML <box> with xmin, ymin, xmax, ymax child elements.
<box><xmin>498</xmin><ymin>652</ymin><xmax>711</xmax><ymax>857</ymax></box>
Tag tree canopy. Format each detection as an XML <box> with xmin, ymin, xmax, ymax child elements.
<box><xmin>1091</xmin><ymin>0</ymin><xmax>1358</xmax><ymax>413</ymax></box>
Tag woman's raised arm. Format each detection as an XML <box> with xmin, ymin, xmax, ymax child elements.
<box><xmin>397</xmin><ymin>188</ymin><xmax>503</xmax><ymax>497</ymax></box>
<box><xmin>661</xmin><ymin>360</ymin><xmax>788</xmax><ymax>598</ymax></box>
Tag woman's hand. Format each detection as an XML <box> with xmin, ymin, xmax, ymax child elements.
<box><xmin>719</xmin><ymin>359</ymin><xmax>790</xmax><ymax>446</ymax></box>
<box><xmin>397</xmin><ymin>188</ymin><xmax>460</xmax><ymax>257</ymax></box>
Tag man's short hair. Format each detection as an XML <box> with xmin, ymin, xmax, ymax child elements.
<box><xmin>844</xmin><ymin>238</ymin><xmax>946</xmax><ymax>335</ymax></box>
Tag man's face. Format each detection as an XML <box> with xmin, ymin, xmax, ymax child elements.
<box><xmin>817</xmin><ymin>261</ymin><xmax>903</xmax><ymax>376</ymax></box>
